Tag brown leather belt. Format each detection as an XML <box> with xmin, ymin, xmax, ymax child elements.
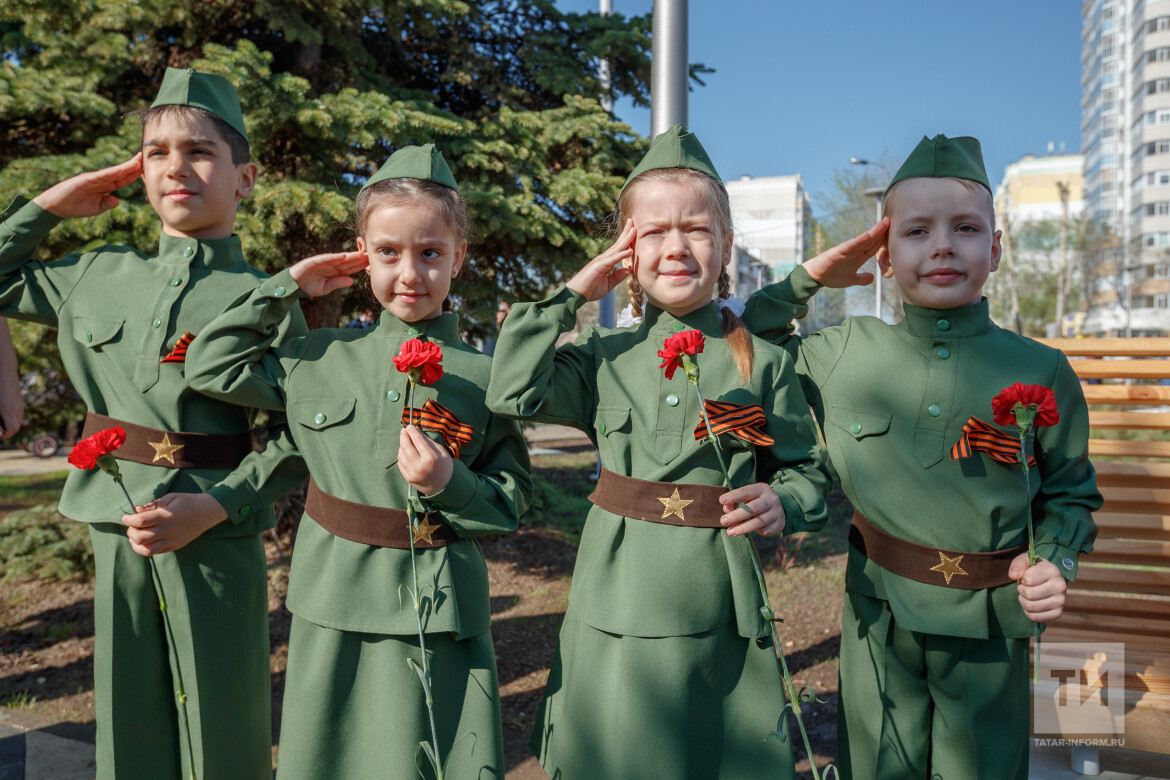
<box><xmin>588</xmin><ymin>468</ymin><xmax>727</xmax><ymax>528</ymax></box>
<box><xmin>849</xmin><ymin>511</ymin><xmax>1026</xmax><ymax>590</ymax></box>
<box><xmin>81</xmin><ymin>412</ymin><xmax>254</xmax><ymax>471</ymax></box>
<box><xmin>305</xmin><ymin>478</ymin><xmax>456</xmax><ymax>549</ymax></box>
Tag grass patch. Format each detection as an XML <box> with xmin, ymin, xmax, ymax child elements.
<box><xmin>0</xmin><ymin>505</ymin><xmax>94</xmax><ymax>582</ymax></box>
<box><xmin>525</xmin><ymin>451</ymin><xmax>597</xmax><ymax>542</ymax></box>
<box><xmin>0</xmin><ymin>471</ymin><xmax>68</xmax><ymax>512</ymax></box>
<box><xmin>3</xmin><ymin>691</ymin><xmax>38</xmax><ymax>710</ymax></box>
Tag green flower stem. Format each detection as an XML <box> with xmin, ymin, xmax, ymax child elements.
<box><xmin>115</xmin><ymin>479</ymin><xmax>196</xmax><ymax>780</ymax></box>
<box><xmin>1017</xmin><ymin>432</ymin><xmax>1043</xmax><ymax>685</ymax></box>
<box><xmin>688</xmin><ymin>375</ymin><xmax>828</xmax><ymax>780</ymax></box>
<box><xmin>405</xmin><ymin>379</ymin><xmax>444</xmax><ymax>780</ymax></box>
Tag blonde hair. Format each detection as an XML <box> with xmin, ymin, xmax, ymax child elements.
<box><xmin>616</xmin><ymin>168</ymin><xmax>754</xmax><ymax>382</ymax></box>
<box><xmin>883</xmin><ymin>176</ymin><xmax>996</xmax><ymax>231</ymax></box>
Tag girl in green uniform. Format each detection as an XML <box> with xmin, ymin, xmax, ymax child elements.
<box><xmin>486</xmin><ymin>125</ymin><xmax>829</xmax><ymax>779</ymax></box>
<box><xmin>186</xmin><ymin>145</ymin><xmax>531</xmax><ymax>779</ymax></box>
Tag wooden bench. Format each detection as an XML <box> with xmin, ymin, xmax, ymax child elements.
<box><xmin>1036</xmin><ymin>337</ymin><xmax>1170</xmax><ymax>772</ymax></box>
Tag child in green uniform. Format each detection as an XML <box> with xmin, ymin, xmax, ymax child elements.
<box><xmin>0</xmin><ymin>68</ymin><xmax>308</xmax><ymax>779</ymax></box>
<box><xmin>743</xmin><ymin>134</ymin><xmax>1102</xmax><ymax>779</ymax></box>
<box><xmin>486</xmin><ymin>125</ymin><xmax>830</xmax><ymax>779</ymax></box>
<box><xmin>186</xmin><ymin>145</ymin><xmax>532</xmax><ymax>779</ymax></box>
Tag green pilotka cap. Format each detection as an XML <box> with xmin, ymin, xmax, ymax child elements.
<box><xmin>361</xmin><ymin>144</ymin><xmax>460</xmax><ymax>192</ymax></box>
<box><xmin>621</xmin><ymin>124</ymin><xmax>722</xmax><ymax>192</ymax></box>
<box><xmin>151</xmin><ymin>67</ymin><xmax>248</xmax><ymax>142</ymax></box>
<box><xmin>886</xmin><ymin>134</ymin><xmax>991</xmax><ymax>195</ymax></box>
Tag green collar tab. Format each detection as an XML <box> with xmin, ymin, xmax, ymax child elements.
<box><xmin>887</xmin><ymin>134</ymin><xmax>990</xmax><ymax>195</ymax></box>
<box><xmin>622</xmin><ymin>124</ymin><xmax>721</xmax><ymax>192</ymax></box>
<box><xmin>150</xmin><ymin>67</ymin><xmax>248</xmax><ymax>142</ymax></box>
<box><xmin>362</xmin><ymin>144</ymin><xmax>459</xmax><ymax>192</ymax></box>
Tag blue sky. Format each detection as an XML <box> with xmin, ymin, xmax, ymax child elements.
<box><xmin>555</xmin><ymin>0</ymin><xmax>1082</xmax><ymax>203</ymax></box>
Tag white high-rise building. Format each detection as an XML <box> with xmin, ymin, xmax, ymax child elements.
<box><xmin>725</xmin><ymin>174</ymin><xmax>813</xmax><ymax>283</ymax></box>
<box><xmin>1081</xmin><ymin>0</ymin><xmax>1170</xmax><ymax>335</ymax></box>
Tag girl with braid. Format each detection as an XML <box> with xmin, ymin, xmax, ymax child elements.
<box><xmin>487</xmin><ymin>125</ymin><xmax>830</xmax><ymax>779</ymax></box>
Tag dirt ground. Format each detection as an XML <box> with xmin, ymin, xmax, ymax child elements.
<box><xmin>0</xmin><ymin>454</ymin><xmax>852</xmax><ymax>779</ymax></box>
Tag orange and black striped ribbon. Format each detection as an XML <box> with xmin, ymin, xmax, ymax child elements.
<box><xmin>160</xmin><ymin>331</ymin><xmax>194</xmax><ymax>364</ymax></box>
<box><xmin>693</xmin><ymin>400</ymin><xmax>775</xmax><ymax>446</ymax></box>
<box><xmin>401</xmin><ymin>399</ymin><xmax>474</xmax><ymax>459</ymax></box>
<box><xmin>949</xmin><ymin>416</ymin><xmax>1035</xmax><ymax>466</ymax></box>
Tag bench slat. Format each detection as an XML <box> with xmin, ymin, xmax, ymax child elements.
<box><xmin>1082</xmin><ymin>385</ymin><xmax>1170</xmax><ymax>404</ymax></box>
<box><xmin>1073</xmin><ymin>360</ymin><xmax>1170</xmax><ymax>380</ymax></box>
<box><xmin>1089</xmin><ymin>439</ymin><xmax>1170</xmax><ymax>458</ymax></box>
<box><xmin>1090</xmin><ymin>512</ymin><xmax>1170</xmax><ymax>540</ymax></box>
<box><xmin>1037</xmin><ymin>337</ymin><xmax>1170</xmax><ymax>356</ymax></box>
<box><xmin>1081</xmin><ymin>539</ymin><xmax>1170</xmax><ymax>567</ymax></box>
<box><xmin>1089</xmin><ymin>411</ymin><xmax>1170</xmax><ymax>430</ymax></box>
<box><xmin>1073</xmin><ymin>565</ymin><xmax>1170</xmax><ymax>596</ymax></box>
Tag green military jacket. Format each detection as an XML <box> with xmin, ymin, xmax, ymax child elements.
<box><xmin>486</xmin><ymin>287</ymin><xmax>829</xmax><ymax>640</ymax></box>
<box><xmin>743</xmin><ymin>266</ymin><xmax>1102</xmax><ymax>639</ymax></box>
<box><xmin>185</xmin><ymin>267</ymin><xmax>532</xmax><ymax>639</ymax></box>
<box><xmin>0</xmin><ymin>198</ymin><xmax>308</xmax><ymax>536</ymax></box>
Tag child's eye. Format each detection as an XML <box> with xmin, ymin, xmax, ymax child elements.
<box><xmin>147</xmin><ymin>150</ymin><xmax>166</xmax><ymax>158</ymax></box>
<box><xmin>641</xmin><ymin>230</ymin><xmax>665</xmax><ymax>240</ymax></box>
<box><xmin>377</xmin><ymin>247</ymin><xmax>397</xmax><ymax>258</ymax></box>
<box><xmin>422</xmin><ymin>248</ymin><xmax>442</xmax><ymax>259</ymax></box>
<box><xmin>956</xmin><ymin>224</ymin><xmax>979</xmax><ymax>233</ymax></box>
<box><xmin>905</xmin><ymin>227</ymin><xmax>927</xmax><ymax>237</ymax></box>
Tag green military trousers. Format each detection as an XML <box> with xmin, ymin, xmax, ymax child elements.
<box><xmin>837</xmin><ymin>591</ymin><xmax>1029</xmax><ymax>780</ymax></box>
<box><xmin>88</xmin><ymin>523</ymin><xmax>271</xmax><ymax>780</ymax></box>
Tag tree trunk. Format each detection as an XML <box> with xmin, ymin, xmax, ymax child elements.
<box><xmin>1001</xmin><ymin>217</ymin><xmax>1023</xmax><ymax>334</ymax></box>
<box><xmin>301</xmin><ymin>291</ymin><xmax>343</xmax><ymax>330</ymax></box>
<box><xmin>1055</xmin><ymin>181</ymin><xmax>1071</xmax><ymax>331</ymax></box>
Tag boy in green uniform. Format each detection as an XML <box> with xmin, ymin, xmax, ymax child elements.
<box><xmin>743</xmin><ymin>134</ymin><xmax>1102</xmax><ymax>779</ymax></box>
<box><xmin>0</xmin><ymin>68</ymin><xmax>307</xmax><ymax>779</ymax></box>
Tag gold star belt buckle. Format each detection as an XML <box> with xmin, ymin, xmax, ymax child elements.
<box><xmin>657</xmin><ymin>487</ymin><xmax>694</xmax><ymax>522</ymax></box>
<box><xmin>148</xmin><ymin>432</ymin><xmax>186</xmax><ymax>465</ymax></box>
<box><xmin>412</xmin><ymin>513</ymin><xmax>443</xmax><ymax>545</ymax></box>
<box><xmin>929</xmin><ymin>550</ymin><xmax>969</xmax><ymax>586</ymax></box>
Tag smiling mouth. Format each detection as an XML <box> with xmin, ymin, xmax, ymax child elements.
<box><xmin>394</xmin><ymin>291</ymin><xmax>427</xmax><ymax>300</ymax></box>
<box><xmin>165</xmin><ymin>190</ymin><xmax>198</xmax><ymax>201</ymax></box>
<box><xmin>923</xmin><ymin>269</ymin><xmax>963</xmax><ymax>283</ymax></box>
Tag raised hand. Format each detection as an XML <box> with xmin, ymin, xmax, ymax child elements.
<box><xmin>803</xmin><ymin>218</ymin><xmax>890</xmax><ymax>289</ymax></box>
<box><xmin>32</xmin><ymin>153</ymin><xmax>143</xmax><ymax>219</ymax></box>
<box><xmin>288</xmin><ymin>251</ymin><xmax>369</xmax><ymax>297</ymax></box>
<box><xmin>567</xmin><ymin>218</ymin><xmax>635</xmax><ymax>301</ymax></box>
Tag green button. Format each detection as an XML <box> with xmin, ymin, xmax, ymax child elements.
<box><xmin>849</xmin><ymin>422</ymin><xmax>862</xmax><ymax>435</ymax></box>
<box><xmin>182</xmin><ymin>246</ymin><xmax>194</xmax><ymax>258</ymax></box>
<box><xmin>937</xmin><ymin>319</ymin><xmax>950</xmax><ymax>331</ymax></box>
<box><xmin>936</xmin><ymin>347</ymin><xmax>950</xmax><ymax>360</ymax></box>
<box><xmin>170</xmin><ymin>277</ymin><xmax>182</xmax><ymax>287</ymax></box>
<box><xmin>598</xmin><ymin>423</ymin><xmax>606</xmax><ymax>435</ymax></box>
<box><xmin>666</xmin><ymin>394</ymin><xmax>679</xmax><ymax>407</ymax></box>
<box><xmin>672</xmin><ymin>322</ymin><xmax>686</xmax><ymax>332</ymax></box>
<box><xmin>314</xmin><ymin>412</ymin><xmax>327</xmax><ymax>424</ymax></box>
<box><xmin>407</xmin><ymin>326</ymin><xmax>421</xmax><ymax>336</ymax></box>
<box><xmin>86</xmin><ymin>332</ymin><xmax>93</xmax><ymax>343</ymax></box>
<box><xmin>387</xmin><ymin>390</ymin><xmax>400</xmax><ymax>401</ymax></box>
<box><xmin>928</xmin><ymin>404</ymin><xmax>941</xmax><ymax>417</ymax></box>
<box><xmin>239</xmin><ymin>504</ymin><xmax>251</xmax><ymax>516</ymax></box>
<box><xmin>274</xmin><ymin>286</ymin><xmax>286</xmax><ymax>297</ymax></box>
<box><xmin>152</xmin><ymin>317</ymin><xmax>162</xmax><ymax>329</ymax></box>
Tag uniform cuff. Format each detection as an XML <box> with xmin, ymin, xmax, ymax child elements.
<box><xmin>207</xmin><ymin>479</ymin><xmax>259</xmax><ymax>525</ymax></box>
<box><xmin>258</xmin><ymin>267</ymin><xmax>307</xmax><ymax>303</ymax></box>
<box><xmin>423</xmin><ymin>460</ymin><xmax>477</xmax><ymax>515</ymax></box>
<box><xmin>787</xmin><ymin>265</ymin><xmax>824</xmax><ymax>303</ymax></box>
<box><xmin>1036</xmin><ymin>542</ymin><xmax>1081</xmax><ymax>581</ymax></box>
<box><xmin>538</xmin><ymin>285</ymin><xmax>588</xmax><ymax>329</ymax></box>
<box><xmin>773</xmin><ymin>484</ymin><xmax>808</xmax><ymax>536</ymax></box>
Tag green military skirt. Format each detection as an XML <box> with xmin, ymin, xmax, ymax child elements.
<box><xmin>276</xmin><ymin>616</ymin><xmax>504</xmax><ymax>780</ymax></box>
<box><xmin>531</xmin><ymin>610</ymin><xmax>796</xmax><ymax>779</ymax></box>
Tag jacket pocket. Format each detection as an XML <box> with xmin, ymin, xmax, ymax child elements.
<box><xmin>830</xmin><ymin>406</ymin><xmax>892</xmax><ymax>441</ymax></box>
<box><xmin>72</xmin><ymin>316</ymin><xmax>124</xmax><ymax>349</ymax></box>
<box><xmin>290</xmin><ymin>398</ymin><xmax>357</xmax><ymax>431</ymax></box>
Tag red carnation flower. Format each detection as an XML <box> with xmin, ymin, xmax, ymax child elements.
<box><xmin>68</xmin><ymin>427</ymin><xmax>126</xmax><ymax>471</ymax></box>
<box><xmin>992</xmin><ymin>383</ymin><xmax>1059</xmax><ymax>429</ymax></box>
<box><xmin>658</xmin><ymin>330</ymin><xmax>705</xmax><ymax>380</ymax></box>
<box><xmin>393</xmin><ymin>338</ymin><xmax>444</xmax><ymax>385</ymax></box>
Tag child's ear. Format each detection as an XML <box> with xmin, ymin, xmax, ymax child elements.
<box><xmin>452</xmin><ymin>240</ymin><xmax>467</xmax><ymax>278</ymax></box>
<box><xmin>236</xmin><ymin>162</ymin><xmax>259</xmax><ymax>200</ymax></box>
<box><xmin>989</xmin><ymin>229</ymin><xmax>1003</xmax><ymax>273</ymax></box>
<box><xmin>876</xmin><ymin>243</ymin><xmax>895</xmax><ymax>279</ymax></box>
<box><xmin>722</xmin><ymin>232</ymin><xmax>733</xmax><ymax>266</ymax></box>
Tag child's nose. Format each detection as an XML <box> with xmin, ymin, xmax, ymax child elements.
<box><xmin>399</xmin><ymin>257</ymin><xmax>423</xmax><ymax>283</ymax></box>
<box><xmin>930</xmin><ymin>233</ymin><xmax>955</xmax><ymax>257</ymax></box>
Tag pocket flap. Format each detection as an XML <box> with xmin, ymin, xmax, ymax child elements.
<box><xmin>72</xmin><ymin>317</ymin><xmax>124</xmax><ymax>348</ymax></box>
<box><xmin>291</xmin><ymin>398</ymin><xmax>357</xmax><ymax>431</ymax></box>
<box><xmin>593</xmin><ymin>406</ymin><xmax>631</xmax><ymax>437</ymax></box>
<box><xmin>830</xmin><ymin>406</ymin><xmax>892</xmax><ymax>440</ymax></box>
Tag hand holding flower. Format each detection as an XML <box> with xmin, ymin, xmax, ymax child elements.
<box><xmin>1010</xmin><ymin>555</ymin><xmax>1068</xmax><ymax>623</ymax></box>
<box><xmin>122</xmin><ymin>493</ymin><xmax>229</xmax><ymax>556</ymax></box>
<box><xmin>719</xmin><ymin>483</ymin><xmax>786</xmax><ymax>537</ymax></box>
<box><xmin>398</xmin><ymin>425</ymin><xmax>454</xmax><ymax>496</ymax></box>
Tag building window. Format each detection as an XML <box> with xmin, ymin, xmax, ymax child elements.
<box><xmin>1150</xmin><ymin>16</ymin><xmax>1170</xmax><ymax>33</ymax></box>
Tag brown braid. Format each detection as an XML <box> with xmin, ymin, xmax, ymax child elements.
<box><xmin>718</xmin><ymin>267</ymin><xmax>754</xmax><ymax>381</ymax></box>
<box><xmin>627</xmin><ymin>274</ymin><xmax>645</xmax><ymax>318</ymax></box>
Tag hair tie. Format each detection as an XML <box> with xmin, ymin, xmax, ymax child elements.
<box><xmin>716</xmin><ymin>296</ymin><xmax>746</xmax><ymax>318</ymax></box>
<box><xmin>615</xmin><ymin>302</ymin><xmax>643</xmax><ymax>328</ymax></box>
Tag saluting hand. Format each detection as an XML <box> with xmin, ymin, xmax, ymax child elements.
<box><xmin>398</xmin><ymin>424</ymin><xmax>454</xmax><ymax>497</ymax></box>
<box><xmin>719</xmin><ymin>482</ymin><xmax>787</xmax><ymax>537</ymax></box>
<box><xmin>122</xmin><ymin>492</ymin><xmax>229</xmax><ymax>556</ymax></box>
<box><xmin>1010</xmin><ymin>554</ymin><xmax>1068</xmax><ymax>623</ymax></box>
<box><xmin>288</xmin><ymin>251</ymin><xmax>369</xmax><ymax>297</ymax></box>
<box><xmin>803</xmin><ymin>218</ymin><xmax>890</xmax><ymax>289</ymax></box>
<box><xmin>566</xmin><ymin>218</ymin><xmax>635</xmax><ymax>301</ymax></box>
<box><xmin>32</xmin><ymin>153</ymin><xmax>143</xmax><ymax>219</ymax></box>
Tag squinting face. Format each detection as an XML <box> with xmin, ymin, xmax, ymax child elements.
<box><xmin>624</xmin><ymin>179</ymin><xmax>732</xmax><ymax>317</ymax></box>
<box><xmin>879</xmin><ymin>177</ymin><xmax>1001</xmax><ymax>310</ymax></box>
<box><xmin>357</xmin><ymin>203</ymin><xmax>466</xmax><ymax>322</ymax></box>
<box><xmin>142</xmin><ymin>112</ymin><xmax>256</xmax><ymax>239</ymax></box>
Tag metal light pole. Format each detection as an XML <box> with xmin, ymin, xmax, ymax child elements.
<box><xmin>851</xmin><ymin>157</ymin><xmax>890</xmax><ymax>321</ymax></box>
<box><xmin>651</xmin><ymin>0</ymin><xmax>688</xmax><ymax>136</ymax></box>
<box><xmin>597</xmin><ymin>0</ymin><xmax>616</xmax><ymax>328</ymax></box>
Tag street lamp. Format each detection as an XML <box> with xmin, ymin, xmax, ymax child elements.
<box><xmin>851</xmin><ymin>157</ymin><xmax>891</xmax><ymax>321</ymax></box>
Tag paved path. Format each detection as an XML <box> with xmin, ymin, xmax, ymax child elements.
<box><xmin>0</xmin><ymin>450</ymin><xmax>70</xmax><ymax>478</ymax></box>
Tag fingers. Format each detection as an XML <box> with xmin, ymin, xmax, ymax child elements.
<box><xmin>303</xmin><ymin>250</ymin><xmax>369</xmax><ymax>275</ymax></box>
<box><xmin>1007</xmin><ymin>552</ymin><xmax>1031</xmax><ymax>581</ymax></box>
<box><xmin>719</xmin><ymin>485</ymin><xmax>785</xmax><ymax>537</ymax></box>
<box><xmin>122</xmin><ymin>506</ymin><xmax>166</xmax><ymax>529</ymax></box>
<box><xmin>104</xmin><ymin>153</ymin><xmax>144</xmax><ymax>189</ymax></box>
<box><xmin>1019</xmin><ymin>590</ymin><xmax>1066</xmax><ymax>623</ymax></box>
